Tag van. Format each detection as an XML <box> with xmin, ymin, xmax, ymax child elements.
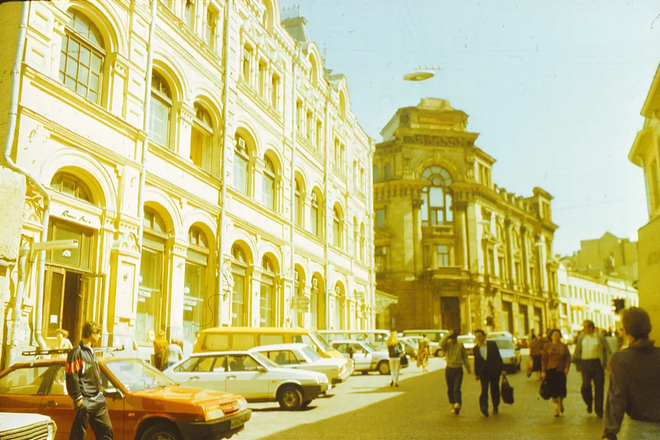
<box><xmin>402</xmin><ymin>329</ymin><xmax>450</xmax><ymax>357</ymax></box>
<box><xmin>193</xmin><ymin>327</ymin><xmax>344</xmax><ymax>359</ymax></box>
<box><xmin>319</xmin><ymin>330</ymin><xmax>390</xmax><ymax>350</ymax></box>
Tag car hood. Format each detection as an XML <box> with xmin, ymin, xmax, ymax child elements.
<box><xmin>132</xmin><ymin>385</ymin><xmax>243</xmax><ymax>405</ymax></box>
<box><xmin>0</xmin><ymin>412</ymin><xmax>54</xmax><ymax>430</ymax></box>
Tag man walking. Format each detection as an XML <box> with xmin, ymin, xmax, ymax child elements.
<box><xmin>65</xmin><ymin>321</ymin><xmax>114</xmax><ymax>440</ymax></box>
<box><xmin>473</xmin><ymin>329</ymin><xmax>506</xmax><ymax>417</ymax></box>
<box><xmin>440</xmin><ymin>329</ymin><xmax>471</xmax><ymax>415</ymax></box>
<box><xmin>573</xmin><ymin>320</ymin><xmax>611</xmax><ymax>418</ymax></box>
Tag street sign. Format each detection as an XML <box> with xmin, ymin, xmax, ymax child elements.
<box><xmin>33</xmin><ymin>239</ymin><xmax>79</xmax><ymax>251</ymax></box>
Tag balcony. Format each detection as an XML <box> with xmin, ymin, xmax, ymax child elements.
<box><xmin>424</xmin><ymin>266</ymin><xmax>467</xmax><ymax>281</ymax></box>
<box><xmin>422</xmin><ymin>225</ymin><xmax>455</xmax><ymax>238</ymax></box>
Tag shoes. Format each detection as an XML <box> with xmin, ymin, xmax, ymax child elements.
<box><xmin>492</xmin><ymin>407</ymin><xmax>498</xmax><ymax>415</ymax></box>
<box><xmin>453</xmin><ymin>403</ymin><xmax>461</xmax><ymax>415</ymax></box>
<box><xmin>395</xmin><ymin>383</ymin><xmax>399</xmax><ymax>387</ymax></box>
<box><xmin>554</xmin><ymin>409</ymin><xmax>559</xmax><ymax>417</ymax></box>
<box><xmin>390</xmin><ymin>380</ymin><xmax>393</xmax><ymax>387</ymax></box>
<box><xmin>560</xmin><ymin>402</ymin><xmax>565</xmax><ymax>413</ymax></box>
<box><xmin>480</xmin><ymin>406</ymin><xmax>489</xmax><ymax>417</ymax></box>
<box><xmin>587</xmin><ymin>404</ymin><xmax>593</xmax><ymax>414</ymax></box>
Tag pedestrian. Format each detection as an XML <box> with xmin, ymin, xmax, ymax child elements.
<box><xmin>56</xmin><ymin>328</ymin><xmax>73</xmax><ymax>358</ymax></box>
<box><xmin>162</xmin><ymin>338</ymin><xmax>183</xmax><ymax>370</ymax></box>
<box><xmin>605</xmin><ymin>330</ymin><xmax>618</xmax><ymax>355</ymax></box>
<box><xmin>153</xmin><ymin>330</ymin><xmax>168</xmax><ymax>370</ymax></box>
<box><xmin>542</xmin><ymin>329</ymin><xmax>571</xmax><ymax>417</ymax></box>
<box><xmin>573</xmin><ymin>319</ymin><xmax>612</xmax><ymax>418</ymax></box>
<box><xmin>602</xmin><ymin>307</ymin><xmax>660</xmax><ymax>440</ymax></box>
<box><xmin>440</xmin><ymin>329</ymin><xmax>471</xmax><ymax>415</ymax></box>
<box><xmin>416</xmin><ymin>333</ymin><xmax>430</xmax><ymax>373</ymax></box>
<box><xmin>65</xmin><ymin>321</ymin><xmax>114</xmax><ymax>440</ymax></box>
<box><xmin>529</xmin><ymin>332</ymin><xmax>545</xmax><ymax>381</ymax></box>
<box><xmin>386</xmin><ymin>330</ymin><xmax>402</xmax><ymax>387</ymax></box>
<box><xmin>473</xmin><ymin>329</ymin><xmax>506</xmax><ymax>417</ymax></box>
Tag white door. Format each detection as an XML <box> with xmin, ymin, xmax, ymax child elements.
<box><xmin>224</xmin><ymin>354</ymin><xmax>270</xmax><ymax>400</ymax></box>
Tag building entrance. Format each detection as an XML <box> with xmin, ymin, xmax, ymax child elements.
<box><xmin>440</xmin><ymin>297</ymin><xmax>460</xmax><ymax>331</ymax></box>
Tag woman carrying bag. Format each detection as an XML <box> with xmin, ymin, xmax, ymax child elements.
<box><xmin>386</xmin><ymin>331</ymin><xmax>402</xmax><ymax>387</ymax></box>
<box><xmin>542</xmin><ymin>329</ymin><xmax>571</xmax><ymax>417</ymax></box>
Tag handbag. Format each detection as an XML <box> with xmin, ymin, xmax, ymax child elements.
<box><xmin>501</xmin><ymin>376</ymin><xmax>514</xmax><ymax>404</ymax></box>
<box><xmin>400</xmin><ymin>354</ymin><xmax>409</xmax><ymax>367</ymax></box>
<box><xmin>539</xmin><ymin>378</ymin><xmax>551</xmax><ymax>400</ymax></box>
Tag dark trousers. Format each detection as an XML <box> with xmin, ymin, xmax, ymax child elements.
<box><xmin>445</xmin><ymin>367</ymin><xmax>464</xmax><ymax>405</ymax></box>
<box><xmin>580</xmin><ymin>359</ymin><xmax>605</xmax><ymax>415</ymax></box>
<box><xmin>70</xmin><ymin>398</ymin><xmax>114</xmax><ymax>440</ymax></box>
<box><xmin>479</xmin><ymin>373</ymin><xmax>501</xmax><ymax>410</ymax></box>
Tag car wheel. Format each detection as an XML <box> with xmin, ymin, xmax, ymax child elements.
<box><xmin>142</xmin><ymin>423</ymin><xmax>183</xmax><ymax>440</ymax></box>
<box><xmin>377</xmin><ymin>360</ymin><xmax>390</xmax><ymax>375</ymax></box>
<box><xmin>301</xmin><ymin>400</ymin><xmax>312</xmax><ymax>408</ymax></box>
<box><xmin>278</xmin><ymin>385</ymin><xmax>303</xmax><ymax>410</ymax></box>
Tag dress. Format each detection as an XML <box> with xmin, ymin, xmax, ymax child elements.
<box><xmin>541</xmin><ymin>342</ymin><xmax>571</xmax><ymax>399</ymax></box>
<box><xmin>416</xmin><ymin>337</ymin><xmax>430</xmax><ymax>369</ymax></box>
<box><xmin>529</xmin><ymin>337</ymin><xmax>544</xmax><ymax>372</ymax></box>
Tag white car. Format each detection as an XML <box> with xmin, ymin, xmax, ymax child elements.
<box><xmin>331</xmin><ymin>340</ymin><xmax>408</xmax><ymax>375</ymax></box>
<box><xmin>163</xmin><ymin>351</ymin><xmax>329</xmax><ymax>410</ymax></box>
<box><xmin>487</xmin><ymin>335</ymin><xmax>522</xmax><ymax>373</ymax></box>
<box><xmin>0</xmin><ymin>413</ymin><xmax>56</xmax><ymax>440</ymax></box>
<box><xmin>249</xmin><ymin>343</ymin><xmax>353</xmax><ymax>384</ymax></box>
<box><xmin>458</xmin><ymin>333</ymin><xmax>476</xmax><ymax>357</ymax></box>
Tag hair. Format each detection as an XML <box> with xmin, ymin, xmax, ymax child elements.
<box><xmin>170</xmin><ymin>338</ymin><xmax>178</xmax><ymax>345</ymax></box>
<box><xmin>621</xmin><ymin>307</ymin><xmax>652</xmax><ymax>341</ymax></box>
<box><xmin>474</xmin><ymin>329</ymin><xmax>486</xmax><ymax>336</ymax></box>
<box><xmin>449</xmin><ymin>329</ymin><xmax>460</xmax><ymax>341</ymax></box>
<box><xmin>548</xmin><ymin>329</ymin><xmax>561</xmax><ymax>340</ymax></box>
<box><xmin>583</xmin><ymin>320</ymin><xmax>595</xmax><ymax>330</ymax></box>
<box><xmin>56</xmin><ymin>328</ymin><xmax>69</xmax><ymax>338</ymax></box>
<box><xmin>386</xmin><ymin>331</ymin><xmax>399</xmax><ymax>347</ymax></box>
<box><xmin>159</xmin><ymin>330</ymin><xmax>167</xmax><ymax>338</ymax></box>
<box><xmin>81</xmin><ymin>321</ymin><xmax>101</xmax><ymax>339</ymax></box>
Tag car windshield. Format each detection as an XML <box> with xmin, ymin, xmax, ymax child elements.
<box><xmin>104</xmin><ymin>359</ymin><xmax>176</xmax><ymax>392</ymax></box>
<box><xmin>491</xmin><ymin>340</ymin><xmax>515</xmax><ymax>350</ymax></box>
<box><xmin>301</xmin><ymin>346</ymin><xmax>321</xmax><ymax>362</ymax></box>
<box><xmin>310</xmin><ymin>332</ymin><xmax>333</xmax><ymax>353</ymax></box>
<box><xmin>361</xmin><ymin>342</ymin><xmax>377</xmax><ymax>352</ymax></box>
<box><xmin>250</xmin><ymin>352</ymin><xmax>279</xmax><ymax>369</ymax></box>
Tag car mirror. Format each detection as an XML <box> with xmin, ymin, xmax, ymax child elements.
<box><xmin>103</xmin><ymin>387</ymin><xmax>122</xmax><ymax>399</ymax></box>
<box><xmin>256</xmin><ymin>366</ymin><xmax>267</xmax><ymax>373</ymax></box>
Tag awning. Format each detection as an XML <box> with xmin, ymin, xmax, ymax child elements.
<box><xmin>374</xmin><ymin>290</ymin><xmax>398</xmax><ymax>313</ymax></box>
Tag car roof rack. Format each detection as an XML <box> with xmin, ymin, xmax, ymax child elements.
<box><xmin>20</xmin><ymin>345</ymin><xmax>126</xmax><ymax>364</ymax></box>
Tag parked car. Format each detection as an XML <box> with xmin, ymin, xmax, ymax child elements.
<box><xmin>457</xmin><ymin>333</ymin><xmax>476</xmax><ymax>356</ymax></box>
<box><xmin>164</xmin><ymin>351</ymin><xmax>329</xmax><ymax>410</ymax></box>
<box><xmin>487</xmin><ymin>331</ymin><xmax>518</xmax><ymax>346</ymax></box>
<box><xmin>249</xmin><ymin>343</ymin><xmax>353</xmax><ymax>384</ymax></box>
<box><xmin>487</xmin><ymin>335</ymin><xmax>522</xmax><ymax>373</ymax></box>
<box><xmin>0</xmin><ymin>412</ymin><xmax>56</xmax><ymax>440</ymax></box>
<box><xmin>402</xmin><ymin>329</ymin><xmax>449</xmax><ymax>357</ymax></box>
<box><xmin>0</xmin><ymin>357</ymin><xmax>251</xmax><ymax>440</ymax></box>
<box><xmin>330</xmin><ymin>340</ymin><xmax>408</xmax><ymax>375</ymax></box>
<box><xmin>398</xmin><ymin>337</ymin><xmax>418</xmax><ymax>359</ymax></box>
<box><xmin>402</xmin><ymin>335</ymin><xmax>441</xmax><ymax>358</ymax></box>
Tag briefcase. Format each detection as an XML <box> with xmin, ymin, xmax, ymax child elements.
<box><xmin>501</xmin><ymin>376</ymin><xmax>514</xmax><ymax>404</ymax></box>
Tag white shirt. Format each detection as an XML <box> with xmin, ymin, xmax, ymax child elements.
<box><xmin>581</xmin><ymin>334</ymin><xmax>600</xmax><ymax>359</ymax></box>
<box><xmin>479</xmin><ymin>344</ymin><xmax>487</xmax><ymax>360</ymax></box>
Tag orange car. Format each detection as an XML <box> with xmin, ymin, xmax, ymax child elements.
<box><xmin>0</xmin><ymin>356</ymin><xmax>251</xmax><ymax>440</ymax></box>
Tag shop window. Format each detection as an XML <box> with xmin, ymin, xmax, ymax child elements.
<box><xmin>184</xmin><ymin>226</ymin><xmax>209</xmax><ymax>343</ymax></box>
<box><xmin>259</xmin><ymin>257</ymin><xmax>275</xmax><ymax>327</ymax></box>
<box><xmin>50</xmin><ymin>172</ymin><xmax>94</xmax><ymax>204</ymax></box>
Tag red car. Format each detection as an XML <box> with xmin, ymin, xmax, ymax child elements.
<box><xmin>0</xmin><ymin>356</ymin><xmax>251</xmax><ymax>440</ymax></box>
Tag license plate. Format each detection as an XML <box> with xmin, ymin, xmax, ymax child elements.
<box><xmin>230</xmin><ymin>414</ymin><xmax>248</xmax><ymax>429</ymax></box>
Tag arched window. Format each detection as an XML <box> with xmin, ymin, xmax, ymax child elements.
<box><xmin>191</xmin><ymin>103</ymin><xmax>213</xmax><ymax>172</ymax></box>
<box><xmin>205</xmin><ymin>6</ymin><xmax>218</xmax><ymax>49</ymax></box>
<box><xmin>138</xmin><ymin>207</ymin><xmax>167</xmax><ymax>344</ymax></box>
<box><xmin>59</xmin><ymin>10</ymin><xmax>105</xmax><ymax>104</ymax></box>
<box><xmin>373</xmin><ymin>165</ymin><xmax>379</xmax><ymax>182</ymax></box>
<box><xmin>50</xmin><ymin>172</ymin><xmax>93</xmax><ymax>204</ymax></box>
<box><xmin>149</xmin><ymin>71</ymin><xmax>172</xmax><ymax>147</ymax></box>
<box><xmin>262</xmin><ymin>157</ymin><xmax>276</xmax><ymax>210</ymax></box>
<box><xmin>184</xmin><ymin>226</ymin><xmax>210</xmax><ymax>343</ymax></box>
<box><xmin>233</xmin><ymin>135</ymin><xmax>250</xmax><ymax>195</ymax></box>
<box><xmin>294</xmin><ymin>179</ymin><xmax>303</xmax><ymax>227</ymax></box>
<box><xmin>420</xmin><ymin>166</ymin><xmax>453</xmax><ymax>226</ymax></box>
<box><xmin>259</xmin><ymin>256</ymin><xmax>275</xmax><ymax>327</ymax></box>
<box><xmin>353</xmin><ymin>218</ymin><xmax>358</xmax><ymax>259</ymax></box>
<box><xmin>231</xmin><ymin>244</ymin><xmax>248</xmax><ymax>326</ymax></box>
<box><xmin>333</xmin><ymin>206</ymin><xmax>343</xmax><ymax>248</ymax></box>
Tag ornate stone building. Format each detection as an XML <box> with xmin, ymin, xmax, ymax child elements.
<box><xmin>0</xmin><ymin>0</ymin><xmax>374</xmax><ymax>362</ymax></box>
<box><xmin>374</xmin><ymin>98</ymin><xmax>558</xmax><ymax>337</ymax></box>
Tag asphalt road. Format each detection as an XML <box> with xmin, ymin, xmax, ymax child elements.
<box><xmin>239</xmin><ymin>353</ymin><xmax>605</xmax><ymax>440</ymax></box>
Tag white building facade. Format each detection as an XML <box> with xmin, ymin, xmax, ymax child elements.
<box><xmin>0</xmin><ymin>0</ymin><xmax>375</xmax><ymax>360</ymax></box>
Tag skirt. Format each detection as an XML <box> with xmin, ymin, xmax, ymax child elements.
<box><xmin>545</xmin><ymin>368</ymin><xmax>567</xmax><ymax>398</ymax></box>
<box><xmin>531</xmin><ymin>355</ymin><xmax>542</xmax><ymax>372</ymax></box>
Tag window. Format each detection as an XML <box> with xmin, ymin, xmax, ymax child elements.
<box><xmin>184</xmin><ymin>226</ymin><xmax>209</xmax><ymax>344</ymax></box>
<box><xmin>420</xmin><ymin>166</ymin><xmax>453</xmax><ymax>226</ymax></box>
<box><xmin>294</xmin><ymin>180</ymin><xmax>303</xmax><ymax>226</ymax></box>
<box><xmin>184</xmin><ymin>0</ymin><xmax>195</xmax><ymax>30</ymax></box>
<box><xmin>373</xmin><ymin>165</ymin><xmax>379</xmax><ymax>182</ymax></box>
<box><xmin>233</xmin><ymin>135</ymin><xmax>249</xmax><ymax>195</ymax></box>
<box><xmin>204</xmin><ymin>7</ymin><xmax>217</xmax><ymax>49</ymax></box>
<box><xmin>259</xmin><ymin>61</ymin><xmax>268</xmax><ymax>98</ymax></box>
<box><xmin>306</xmin><ymin>111</ymin><xmax>314</xmax><ymax>141</ymax></box>
<box><xmin>437</xmin><ymin>245</ymin><xmax>450</xmax><ymax>267</ymax></box>
<box><xmin>488</xmin><ymin>249</ymin><xmax>495</xmax><ymax>275</ymax></box>
<box><xmin>498</xmin><ymin>256</ymin><xmax>506</xmax><ymax>280</ymax></box>
<box><xmin>149</xmin><ymin>72</ymin><xmax>172</xmax><ymax>147</ymax></box>
<box><xmin>59</xmin><ymin>10</ymin><xmax>105</xmax><ymax>104</ymax></box>
<box><xmin>260</xmin><ymin>257</ymin><xmax>275</xmax><ymax>327</ymax></box>
<box><xmin>296</xmin><ymin>101</ymin><xmax>303</xmax><ymax>133</ymax></box>
<box><xmin>375</xmin><ymin>248</ymin><xmax>386</xmax><ymax>274</ymax></box>
<box><xmin>191</xmin><ymin>103</ymin><xmax>213</xmax><ymax>172</ymax></box>
<box><xmin>242</xmin><ymin>46</ymin><xmax>252</xmax><ymax>83</ymax></box>
<box><xmin>384</xmin><ymin>163</ymin><xmax>391</xmax><ymax>180</ymax></box>
<box><xmin>50</xmin><ymin>172</ymin><xmax>93</xmax><ymax>203</ymax></box>
<box><xmin>231</xmin><ymin>245</ymin><xmax>247</xmax><ymax>326</ymax></box>
<box><xmin>360</xmin><ymin>167</ymin><xmax>365</xmax><ymax>192</ymax></box>
<box><xmin>316</xmin><ymin>121</ymin><xmax>323</xmax><ymax>150</ymax></box>
<box><xmin>138</xmin><ymin>207</ymin><xmax>167</xmax><ymax>344</ymax></box>
<box><xmin>271</xmin><ymin>74</ymin><xmax>280</xmax><ymax>109</ymax></box>
<box><xmin>515</xmin><ymin>261</ymin><xmax>522</xmax><ymax>285</ymax></box>
<box><xmin>310</xmin><ymin>192</ymin><xmax>321</xmax><ymax>237</ymax></box>
<box><xmin>359</xmin><ymin>223</ymin><xmax>365</xmax><ymax>262</ymax></box>
<box><xmin>0</xmin><ymin>366</ymin><xmax>51</xmax><ymax>395</ymax></box>
<box><xmin>376</xmin><ymin>208</ymin><xmax>385</xmax><ymax>227</ymax></box>
<box><xmin>262</xmin><ymin>157</ymin><xmax>276</xmax><ymax>210</ymax></box>
<box><xmin>333</xmin><ymin>206</ymin><xmax>343</xmax><ymax>248</ymax></box>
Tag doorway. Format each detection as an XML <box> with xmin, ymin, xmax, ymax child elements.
<box><xmin>45</xmin><ymin>268</ymin><xmax>85</xmax><ymax>343</ymax></box>
<box><xmin>440</xmin><ymin>297</ymin><xmax>460</xmax><ymax>331</ymax></box>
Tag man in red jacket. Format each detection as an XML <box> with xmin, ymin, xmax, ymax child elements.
<box><xmin>65</xmin><ymin>321</ymin><xmax>114</xmax><ymax>440</ymax></box>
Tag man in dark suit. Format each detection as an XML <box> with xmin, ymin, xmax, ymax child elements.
<box><xmin>473</xmin><ymin>329</ymin><xmax>506</xmax><ymax>417</ymax></box>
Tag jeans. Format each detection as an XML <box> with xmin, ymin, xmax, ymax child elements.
<box><xmin>446</xmin><ymin>367</ymin><xmax>464</xmax><ymax>405</ymax></box>
<box><xmin>389</xmin><ymin>357</ymin><xmax>401</xmax><ymax>384</ymax></box>
<box><xmin>580</xmin><ymin>359</ymin><xmax>605</xmax><ymax>415</ymax></box>
<box><xmin>70</xmin><ymin>397</ymin><xmax>114</xmax><ymax>440</ymax></box>
<box><xmin>479</xmin><ymin>373</ymin><xmax>501</xmax><ymax>410</ymax></box>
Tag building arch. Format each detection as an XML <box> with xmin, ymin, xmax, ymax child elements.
<box><xmin>413</xmin><ymin>156</ymin><xmax>463</xmax><ymax>183</ymax></box>
<box><xmin>181</xmin><ymin>211</ymin><xmax>216</xmax><ymax>242</ymax></box>
<box><xmin>65</xmin><ymin>0</ymin><xmax>127</xmax><ymax>56</ymax></box>
<box><xmin>144</xmin><ymin>187</ymin><xmax>183</xmax><ymax>236</ymax></box>
<box><xmin>152</xmin><ymin>55</ymin><xmax>189</xmax><ymax>104</ymax></box>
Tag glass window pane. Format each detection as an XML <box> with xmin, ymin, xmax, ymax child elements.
<box><xmin>66</xmin><ymin>58</ymin><xmax>78</xmax><ymax>78</ymax></box>
<box><xmin>91</xmin><ymin>53</ymin><xmax>102</xmax><ymax>71</ymax></box>
<box><xmin>429</xmin><ymin>187</ymin><xmax>444</xmax><ymax>207</ymax></box>
<box><xmin>79</xmin><ymin>46</ymin><xmax>91</xmax><ymax>66</ymax></box>
<box><xmin>68</xmin><ymin>39</ymin><xmax>79</xmax><ymax>56</ymax></box>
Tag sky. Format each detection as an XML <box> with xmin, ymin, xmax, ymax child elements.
<box><xmin>278</xmin><ymin>0</ymin><xmax>660</xmax><ymax>256</ymax></box>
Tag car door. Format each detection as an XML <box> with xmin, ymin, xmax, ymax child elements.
<box><xmin>351</xmin><ymin>343</ymin><xmax>372</xmax><ymax>370</ymax></box>
<box><xmin>224</xmin><ymin>354</ymin><xmax>269</xmax><ymax>400</ymax></box>
<box><xmin>0</xmin><ymin>364</ymin><xmax>53</xmax><ymax>418</ymax></box>
<box><xmin>186</xmin><ymin>355</ymin><xmax>228</xmax><ymax>392</ymax></box>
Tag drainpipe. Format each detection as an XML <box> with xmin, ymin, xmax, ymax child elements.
<box><xmin>6</xmin><ymin>246</ymin><xmax>29</xmax><ymax>366</ymax></box>
<box><xmin>289</xmin><ymin>48</ymin><xmax>299</xmax><ymax>327</ymax></box>
<box><xmin>367</xmin><ymin>139</ymin><xmax>375</xmax><ymax>329</ymax></box>
<box><xmin>217</xmin><ymin>0</ymin><xmax>233</xmax><ymax>326</ymax></box>
<box><xmin>323</xmin><ymin>86</ymin><xmax>331</xmax><ymax>328</ymax></box>
<box><xmin>1</xmin><ymin>1</ymin><xmax>49</xmax><ymax>350</ymax></box>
